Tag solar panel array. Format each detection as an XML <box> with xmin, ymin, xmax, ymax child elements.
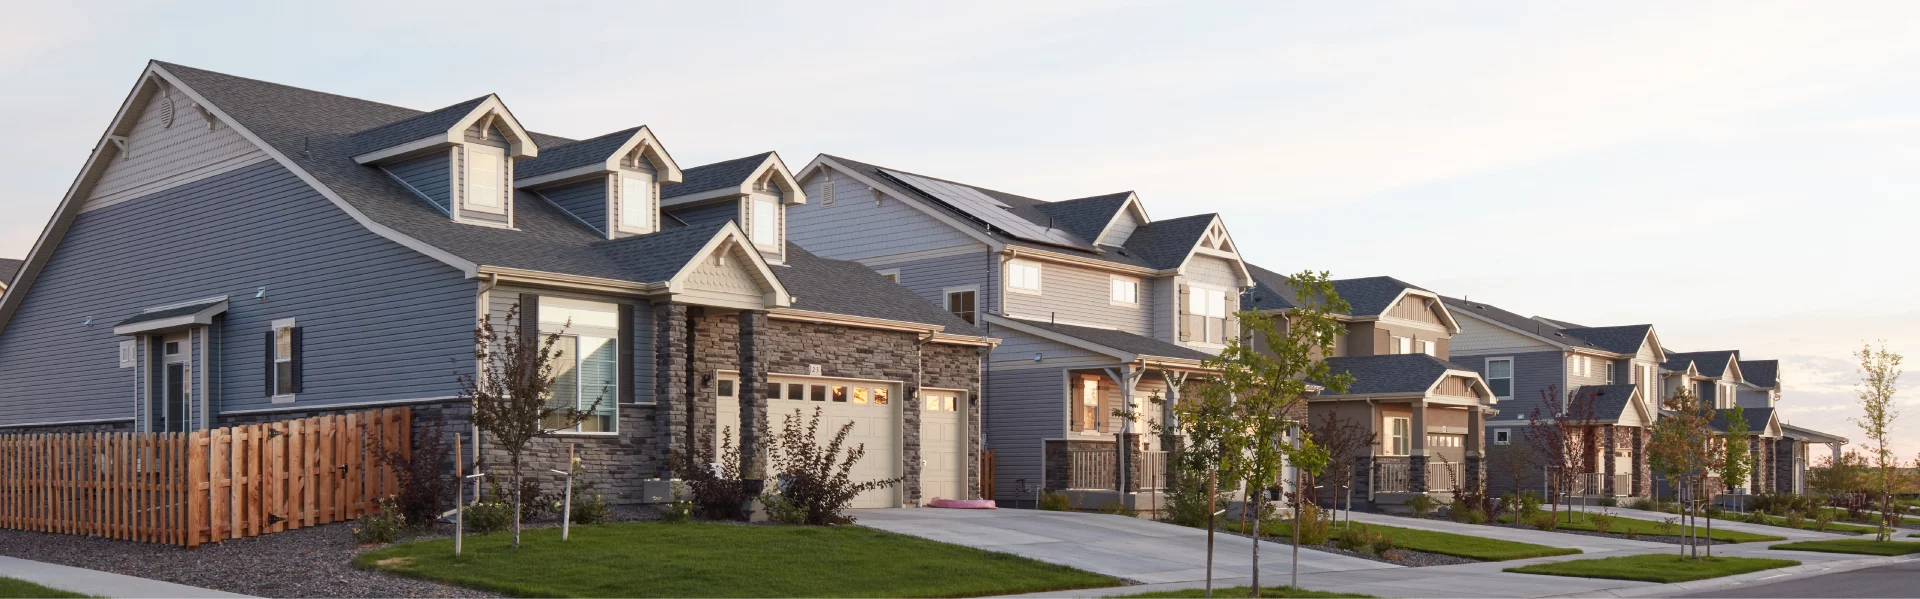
<box><xmin>879</xmin><ymin>168</ymin><xmax>1086</xmax><ymax>248</ymax></box>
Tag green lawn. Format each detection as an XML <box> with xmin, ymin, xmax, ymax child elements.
<box><xmin>1237</xmin><ymin>520</ymin><xmax>1580</xmax><ymax>561</ymax></box>
<box><xmin>1739</xmin><ymin>514</ymin><xmax>1879</xmax><ymax>535</ymax></box>
<box><xmin>1771</xmin><ymin>539</ymin><xmax>1920</xmax><ymax>556</ymax></box>
<box><xmin>355</xmin><ymin>522</ymin><xmax>1120</xmax><ymax>598</ymax></box>
<box><xmin>1112</xmin><ymin>586</ymin><xmax>1373</xmax><ymax>598</ymax></box>
<box><xmin>1501</xmin><ymin>512</ymin><xmax>1786</xmax><ymax>543</ymax></box>
<box><xmin>1504</xmin><ymin>554</ymin><xmax>1800</xmax><ymax>583</ymax></box>
<box><xmin>0</xmin><ymin>577</ymin><xmax>91</xmax><ymax>598</ymax></box>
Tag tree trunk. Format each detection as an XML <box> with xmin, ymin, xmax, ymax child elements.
<box><xmin>1206</xmin><ymin>470</ymin><xmax>1216</xmax><ymax>599</ymax></box>
<box><xmin>511</xmin><ymin>453</ymin><xmax>523</xmax><ymax>549</ymax></box>
<box><xmin>1250</xmin><ymin>491</ymin><xmax>1261</xmax><ymax>598</ymax></box>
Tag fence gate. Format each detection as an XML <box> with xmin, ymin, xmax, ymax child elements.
<box><xmin>0</xmin><ymin>407</ymin><xmax>410</xmax><ymax>547</ymax></box>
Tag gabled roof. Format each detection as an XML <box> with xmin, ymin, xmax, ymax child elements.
<box><xmin>1331</xmin><ymin>276</ymin><xmax>1429</xmax><ymax>317</ymax></box>
<box><xmin>1575</xmin><ymin>384</ymin><xmax>1644</xmax><ymax>423</ymax></box>
<box><xmin>1319</xmin><ymin>354</ymin><xmax>1486</xmax><ymax>397</ymax></box>
<box><xmin>779</xmin><ymin>245</ymin><xmax>984</xmax><ymax>335</ymax></box>
<box><xmin>990</xmin><ymin>315</ymin><xmax>1211</xmax><ymax>363</ymax></box>
<box><xmin>516</xmin><ymin>127</ymin><xmax>642</xmax><ymax>179</ymax></box>
<box><xmin>663</xmin><ymin>152</ymin><xmax>774</xmax><ymax>199</ymax></box>
<box><xmin>1710</xmin><ymin>407</ymin><xmax>1776</xmax><ymax>436</ymax></box>
<box><xmin>1782</xmin><ymin>422</ymin><xmax>1848</xmax><ymax>444</ymax></box>
<box><xmin>112</xmin><ymin>296</ymin><xmax>230</xmax><ymax>335</ymax></box>
<box><xmin>1667</xmin><ymin>350</ymin><xmax>1740</xmax><ymax>378</ymax></box>
<box><xmin>0</xmin><ymin>259</ymin><xmax>20</xmax><ymax>289</ymax></box>
<box><xmin>1440</xmin><ymin>296</ymin><xmax>1624</xmax><ymax>353</ymax></box>
<box><xmin>1559</xmin><ymin>325</ymin><xmax>1656</xmax><ymax>356</ymax></box>
<box><xmin>1242</xmin><ymin>263</ymin><xmax>1310</xmax><ymax>312</ymax></box>
<box><xmin>1739</xmin><ymin>359</ymin><xmax>1779</xmax><ymax>388</ymax></box>
<box><xmin>513</xmin><ymin>126</ymin><xmax>681</xmax><ymax>187</ymax></box>
<box><xmin>349</xmin><ymin>95</ymin><xmax>491</xmax><ymax>156</ymax></box>
<box><xmin>1120</xmin><ymin>213</ymin><xmax>1218</xmax><ymax>270</ymax></box>
<box><xmin>1032</xmin><ymin>191</ymin><xmax>1134</xmax><ymax>244</ymax></box>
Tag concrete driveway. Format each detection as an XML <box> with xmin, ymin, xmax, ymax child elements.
<box><xmin>854</xmin><ymin>507</ymin><xmax>1396</xmax><ymax>584</ymax></box>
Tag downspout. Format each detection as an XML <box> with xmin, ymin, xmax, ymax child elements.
<box><xmin>916</xmin><ymin>330</ymin><xmax>933</xmax><ymax>506</ymax></box>
<box><xmin>471</xmin><ymin>273</ymin><xmax>499</xmax><ymax>502</ymax></box>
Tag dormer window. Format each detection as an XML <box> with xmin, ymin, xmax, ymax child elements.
<box><xmin>750</xmin><ymin>195</ymin><xmax>779</xmax><ymax>248</ymax></box>
<box><xmin>619</xmin><ymin>173</ymin><xmax>654</xmax><ymax>232</ymax></box>
<box><xmin>465</xmin><ymin>145</ymin><xmax>508</xmax><ymax>214</ymax></box>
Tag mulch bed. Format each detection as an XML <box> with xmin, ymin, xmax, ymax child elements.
<box><xmin>1218</xmin><ymin>528</ymin><xmax>1474</xmax><ymax>567</ymax></box>
<box><xmin>0</xmin><ymin>505</ymin><xmax>660</xmax><ymax>598</ymax></box>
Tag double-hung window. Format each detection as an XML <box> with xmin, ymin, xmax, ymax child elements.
<box><xmin>944</xmin><ymin>286</ymin><xmax>977</xmax><ymax>324</ymax></box>
<box><xmin>619</xmin><ymin>174</ymin><xmax>653</xmax><ymax>232</ymax></box>
<box><xmin>750</xmin><ymin>195</ymin><xmax>779</xmax><ymax>248</ymax></box>
<box><xmin>540</xmin><ymin>298</ymin><xmax>620</xmax><ymax>433</ymax></box>
<box><xmin>1387</xmin><ymin>417</ymin><xmax>1411</xmax><ymax>455</ymax></box>
<box><xmin>1486</xmin><ymin>358</ymin><xmax>1513</xmax><ymax>399</ymax></box>
<box><xmin>465</xmin><ymin>145</ymin><xmax>507</xmax><ymax>213</ymax></box>
<box><xmin>1110</xmin><ymin>275</ymin><xmax>1139</xmax><ymax>306</ymax></box>
<box><xmin>1605</xmin><ymin>362</ymin><xmax>1615</xmax><ymax>384</ymax></box>
<box><xmin>1007</xmin><ymin>260</ymin><xmax>1042</xmax><ymax>294</ymax></box>
<box><xmin>268</xmin><ymin>317</ymin><xmax>301</xmax><ymax>401</ymax></box>
<box><xmin>1184</xmin><ymin>286</ymin><xmax>1229</xmax><ymax>344</ymax></box>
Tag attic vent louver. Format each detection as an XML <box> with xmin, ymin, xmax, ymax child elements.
<box><xmin>159</xmin><ymin>96</ymin><xmax>175</xmax><ymax>129</ymax></box>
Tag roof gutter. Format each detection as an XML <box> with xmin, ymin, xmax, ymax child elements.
<box><xmin>1001</xmin><ymin>246</ymin><xmax>1172</xmax><ymax>277</ymax></box>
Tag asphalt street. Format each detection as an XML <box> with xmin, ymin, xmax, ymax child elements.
<box><xmin>1683</xmin><ymin>559</ymin><xmax>1920</xmax><ymax>598</ymax></box>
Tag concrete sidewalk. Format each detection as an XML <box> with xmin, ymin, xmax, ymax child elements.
<box><xmin>0</xmin><ymin>555</ymin><xmax>251</xmax><ymax>598</ymax></box>
<box><xmin>1573</xmin><ymin>504</ymin><xmax>1848</xmax><ymax>541</ymax></box>
<box><xmin>1343</xmin><ymin>511</ymin><xmax>1668</xmax><ymax>555</ymax></box>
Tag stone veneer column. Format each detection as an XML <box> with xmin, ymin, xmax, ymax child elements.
<box><xmin>1602</xmin><ymin>425</ymin><xmax>1618</xmax><ymax>496</ymax></box>
<box><xmin>1408</xmin><ymin>402</ymin><xmax>1427</xmax><ymax>492</ymax></box>
<box><xmin>737</xmin><ymin>310</ymin><xmax>769</xmax><ymax>478</ymax></box>
<box><xmin>1632</xmin><ymin>427</ymin><xmax>1647</xmax><ymax>497</ymax></box>
<box><xmin>1466</xmin><ymin>408</ymin><xmax>1485</xmax><ymax>493</ymax></box>
<box><xmin>653</xmin><ymin>302</ymin><xmax>690</xmax><ymax>476</ymax></box>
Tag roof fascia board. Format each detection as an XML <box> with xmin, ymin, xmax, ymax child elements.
<box><xmin>151</xmin><ymin>64</ymin><xmax>482</xmax><ymax>278</ymax></box>
<box><xmin>1642</xmin><ymin>327</ymin><xmax>1669</xmax><ymax>363</ymax></box>
<box><xmin>613</xmin><ymin>126</ymin><xmax>681</xmax><ymax>183</ymax></box>
<box><xmin>450</xmin><ymin>95</ymin><xmax>537</xmax><ymax>159</ymax></box>
<box><xmin>660</xmin><ymin>186</ymin><xmax>743</xmax><ymax>209</ymax></box>
<box><xmin>765</xmin><ymin>307</ymin><xmax>994</xmax><ymax>344</ymax></box>
<box><xmin>800</xmin><ymin>156</ymin><xmax>1004</xmax><ymax>252</ymax></box>
<box><xmin>749</xmin><ymin>153</ymin><xmax>806</xmax><ymax>205</ymax></box>
<box><xmin>1403</xmin><ymin>289</ymin><xmax>1463</xmax><ymax>333</ymax></box>
<box><xmin>113</xmin><ymin>299</ymin><xmax>229</xmax><ymax>335</ymax></box>
<box><xmin>476</xmin><ymin>266</ymin><xmax>667</xmax><ymax>295</ymax></box>
<box><xmin>982</xmin><ymin>314</ymin><xmax>1134</xmax><ymax>361</ymax></box>
<box><xmin>662</xmin><ymin>222</ymin><xmax>793</xmax><ymax>307</ymax></box>
<box><xmin>1002</xmin><ymin>246</ymin><xmax>1168</xmax><ymax>277</ymax></box>
<box><xmin>1453</xmin><ymin>308</ymin><xmax>1573</xmax><ymax>350</ymax></box>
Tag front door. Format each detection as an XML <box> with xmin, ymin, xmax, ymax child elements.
<box><xmin>920</xmin><ymin>389</ymin><xmax>966</xmax><ymax>502</ymax></box>
<box><xmin>160</xmin><ymin>333</ymin><xmax>191</xmax><ymax>432</ymax></box>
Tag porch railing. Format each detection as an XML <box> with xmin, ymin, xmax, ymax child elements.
<box><xmin>1568</xmin><ymin>472</ymin><xmax>1632</xmax><ymax>497</ymax></box>
<box><xmin>1374</xmin><ymin>460</ymin><xmax>1412</xmax><ymax>494</ymax></box>
<box><xmin>1068</xmin><ymin>450</ymin><xmax>1116</xmax><ymax>490</ymax></box>
<box><xmin>1137</xmin><ymin>451</ymin><xmax>1169</xmax><ymax>492</ymax></box>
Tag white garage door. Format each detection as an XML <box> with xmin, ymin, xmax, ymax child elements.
<box><xmin>919</xmin><ymin>389</ymin><xmax>967</xmax><ymax>503</ymax></box>
<box><xmin>719</xmin><ymin>374</ymin><xmax>902</xmax><ymax>508</ymax></box>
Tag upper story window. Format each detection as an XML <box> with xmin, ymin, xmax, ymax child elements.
<box><xmin>944</xmin><ymin>286</ymin><xmax>978</xmax><ymax>325</ymax></box>
<box><xmin>1008</xmin><ymin>260</ymin><xmax>1042</xmax><ymax>294</ymax></box>
<box><xmin>1486</xmin><ymin>358</ymin><xmax>1513</xmax><ymax>399</ymax></box>
<box><xmin>750</xmin><ymin>195</ymin><xmax>779</xmax><ymax>247</ymax></box>
<box><xmin>1110</xmin><ymin>275</ymin><xmax>1140</xmax><ymax>306</ymax></box>
<box><xmin>1182</xmin><ymin>285</ymin><xmax>1231</xmax><ymax>344</ymax></box>
<box><xmin>1417</xmin><ymin>339</ymin><xmax>1435</xmax><ymax>356</ymax></box>
<box><xmin>619</xmin><ymin>174</ymin><xmax>653</xmax><ymax>232</ymax></box>
<box><xmin>1390</xmin><ymin>336</ymin><xmax>1412</xmax><ymax>355</ymax></box>
<box><xmin>1605</xmin><ymin>362</ymin><xmax>1616</xmax><ymax>384</ymax></box>
<box><xmin>465</xmin><ymin>145</ymin><xmax>508</xmax><ymax>214</ymax></box>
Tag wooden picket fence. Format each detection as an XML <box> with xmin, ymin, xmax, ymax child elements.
<box><xmin>0</xmin><ymin>407</ymin><xmax>411</xmax><ymax>548</ymax></box>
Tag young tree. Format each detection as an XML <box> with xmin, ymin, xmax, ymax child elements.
<box><xmin>1521</xmin><ymin>385</ymin><xmax>1600</xmax><ymax>523</ymax></box>
<box><xmin>1201</xmin><ymin>270</ymin><xmax>1351</xmax><ymax>598</ymax></box>
<box><xmin>461</xmin><ymin>303</ymin><xmax>599</xmax><ymax>549</ymax></box>
<box><xmin>1721</xmin><ymin>406</ymin><xmax>1751</xmax><ymax>513</ymax></box>
<box><xmin>1851</xmin><ymin>341</ymin><xmax>1903</xmax><ymax>541</ymax></box>
<box><xmin>1162</xmin><ymin>379</ymin><xmax>1238</xmax><ymax>597</ymax></box>
<box><xmin>1648</xmin><ymin>387</ymin><xmax>1721</xmax><ymax>558</ymax></box>
<box><xmin>1311</xmin><ymin>410</ymin><xmax>1373</xmax><ymax>524</ymax></box>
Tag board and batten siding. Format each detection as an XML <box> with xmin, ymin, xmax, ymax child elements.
<box><xmin>984</xmin><ymin>367</ymin><xmax>1067</xmax><ymax>503</ymax></box>
<box><xmin>0</xmin><ymin>160</ymin><xmax>475</xmax><ymax>427</ymax></box>
<box><xmin>788</xmin><ymin>170</ymin><xmax>982</xmax><ymax>262</ymax></box>
<box><xmin>1449</xmin><ymin>350</ymin><xmax>1565</xmax><ymax>425</ymax></box>
<box><xmin>82</xmin><ymin>89</ymin><xmax>268</xmax><ymax>214</ymax></box>
<box><xmin>486</xmin><ymin>285</ymin><xmax>656</xmax><ymax>404</ymax></box>
<box><xmin>539</xmin><ymin>178</ymin><xmax>607</xmax><ymax>237</ymax></box>
<box><xmin>385</xmin><ymin>152</ymin><xmax>453</xmax><ymax>212</ymax></box>
<box><xmin>1002</xmin><ymin>261</ymin><xmax>1154</xmax><ymax>337</ymax></box>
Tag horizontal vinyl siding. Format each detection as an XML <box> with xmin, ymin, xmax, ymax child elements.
<box><xmin>540</xmin><ymin>178</ymin><xmax>608</xmax><ymax>236</ymax></box>
<box><xmin>788</xmin><ymin>171</ymin><xmax>979</xmax><ymax>262</ymax></box>
<box><xmin>989</xmin><ymin>327</ymin><xmax>1115</xmax><ymax>371</ymax></box>
<box><xmin>984</xmin><ymin>367</ymin><xmax>1066</xmax><ymax>502</ymax></box>
<box><xmin>871</xmin><ymin>252</ymin><xmax>992</xmax><ymax>314</ymax></box>
<box><xmin>1450</xmin><ymin>316</ymin><xmax>1557</xmax><ymax>354</ymax></box>
<box><xmin>1451</xmin><ymin>350</ymin><xmax>1565</xmax><ymax>425</ymax></box>
<box><xmin>1002</xmin><ymin>262</ymin><xmax>1154</xmax><ymax>336</ymax></box>
<box><xmin>387</xmin><ymin>152</ymin><xmax>452</xmax><ymax>211</ymax></box>
<box><xmin>0</xmin><ymin>161</ymin><xmax>474</xmax><ymax>426</ymax></box>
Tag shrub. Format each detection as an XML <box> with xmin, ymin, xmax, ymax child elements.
<box><xmin>1741</xmin><ymin>510</ymin><xmax>1771</xmax><ymax>525</ymax></box>
<box><xmin>1598</xmin><ymin>497</ymin><xmax>1619</xmax><ymax>508</ymax></box>
<box><xmin>1334</xmin><ymin>524</ymin><xmax>1371</xmax><ymax>552</ymax></box>
<box><xmin>1815</xmin><ymin>510</ymin><xmax>1835</xmax><ymax>532</ymax></box>
<box><xmin>1369</xmin><ymin>531</ymin><xmax>1396</xmax><ymax>555</ymax></box>
<box><xmin>1656</xmin><ymin>517</ymin><xmax>1678</xmax><ymax>536</ymax></box>
<box><xmin>1456</xmin><ymin>508</ymin><xmax>1487</xmax><ymax>525</ymax></box>
<box><xmin>766</xmin><ymin>407</ymin><xmax>906</xmax><ymax>525</ymax></box>
<box><xmin>1628</xmin><ymin>497</ymin><xmax>1656</xmax><ymax>511</ymax></box>
<box><xmin>1099</xmin><ymin>502</ymin><xmax>1140</xmax><ymax>518</ymax></box>
<box><xmin>377</xmin><ymin>423</ymin><xmax>453</xmax><ymax>528</ymax></box>
<box><xmin>1039</xmin><ymin>492</ymin><xmax>1072</xmax><ymax>511</ymax></box>
<box><xmin>1159</xmin><ymin>472</ymin><xmax>1231</xmax><ymax>527</ymax></box>
<box><xmin>1528</xmin><ymin>511</ymin><xmax>1559</xmax><ymax>531</ymax></box>
<box><xmin>1405</xmin><ymin>494</ymin><xmax>1437</xmax><ymax>518</ymax></box>
<box><xmin>761</xmin><ymin>490</ymin><xmax>807</xmax><ymax>525</ymax></box>
<box><xmin>1294</xmin><ymin>502</ymin><xmax>1331</xmax><ymax>545</ymax></box>
<box><xmin>1516</xmin><ymin>491</ymin><xmax>1544</xmax><ymax>520</ymax></box>
<box><xmin>1705</xmin><ymin>505</ymin><xmax>1724</xmax><ymax>520</ymax></box>
<box><xmin>479</xmin><ymin>469</ymin><xmax>553</xmax><ymax>523</ymax></box>
<box><xmin>557</xmin><ymin>459</ymin><xmax>611</xmax><ymax>525</ymax></box>
<box><xmin>464</xmin><ymin>500</ymin><xmax>513</xmax><ymax>534</ymax></box>
<box><xmin>660</xmin><ymin>485</ymin><xmax>693</xmax><ymax>524</ymax></box>
<box><xmin>669</xmin><ymin>427</ymin><xmax>753</xmax><ymax>520</ymax></box>
<box><xmin>1785</xmin><ymin>511</ymin><xmax>1806</xmax><ymax>530</ymax></box>
<box><xmin>353</xmin><ymin>498</ymin><xmax>407</xmax><ymax>545</ymax></box>
<box><xmin>1591</xmin><ymin>512</ymin><xmax>1615</xmax><ymax>534</ymax></box>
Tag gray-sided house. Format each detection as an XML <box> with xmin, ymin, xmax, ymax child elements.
<box><xmin>789</xmin><ymin>155</ymin><xmax>1253</xmax><ymax>509</ymax></box>
<box><xmin>0</xmin><ymin>259</ymin><xmax>20</xmax><ymax>300</ymax></box>
<box><xmin>0</xmin><ymin>62</ymin><xmax>990</xmax><ymax>508</ymax></box>
<box><xmin>1441</xmin><ymin>297</ymin><xmax>1665</xmax><ymax>499</ymax></box>
<box><xmin>1660</xmin><ymin>350</ymin><xmax>1842</xmax><ymax>497</ymax></box>
<box><xmin>1245</xmin><ymin>270</ymin><xmax>1498</xmax><ymax>508</ymax></box>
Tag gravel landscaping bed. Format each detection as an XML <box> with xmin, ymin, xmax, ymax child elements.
<box><xmin>1219</xmin><ymin>528</ymin><xmax>1474</xmax><ymax>567</ymax></box>
<box><xmin>0</xmin><ymin>505</ymin><xmax>661</xmax><ymax>598</ymax></box>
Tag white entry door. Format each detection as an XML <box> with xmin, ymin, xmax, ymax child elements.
<box><xmin>919</xmin><ymin>389</ymin><xmax>967</xmax><ymax>503</ymax></box>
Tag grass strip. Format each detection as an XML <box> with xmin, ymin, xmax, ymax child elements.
<box><xmin>1504</xmin><ymin>554</ymin><xmax>1800</xmax><ymax>583</ymax></box>
<box><xmin>1501</xmin><ymin>512</ymin><xmax>1786</xmax><ymax>543</ymax></box>
<box><xmin>0</xmin><ymin>577</ymin><xmax>92</xmax><ymax>599</ymax></box>
<box><xmin>355</xmin><ymin>521</ymin><xmax>1120</xmax><ymax>598</ymax></box>
<box><xmin>1238</xmin><ymin>520</ymin><xmax>1580</xmax><ymax>561</ymax></box>
<box><xmin>1771</xmin><ymin>539</ymin><xmax>1920</xmax><ymax>556</ymax></box>
<box><xmin>1112</xmin><ymin>586</ymin><xmax>1373</xmax><ymax>598</ymax></box>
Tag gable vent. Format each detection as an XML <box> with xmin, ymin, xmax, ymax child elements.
<box><xmin>159</xmin><ymin>95</ymin><xmax>175</xmax><ymax>129</ymax></box>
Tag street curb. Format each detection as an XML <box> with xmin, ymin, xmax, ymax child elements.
<box><xmin>1546</xmin><ymin>554</ymin><xmax>1919</xmax><ymax>598</ymax></box>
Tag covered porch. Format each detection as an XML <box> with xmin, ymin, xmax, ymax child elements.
<box><xmin>1312</xmin><ymin>355</ymin><xmax>1498</xmax><ymax>509</ymax></box>
<box><xmin>1040</xmin><ymin>363</ymin><xmax>1207</xmax><ymax>512</ymax></box>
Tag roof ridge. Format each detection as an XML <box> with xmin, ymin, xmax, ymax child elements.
<box><xmin>155</xmin><ymin>61</ymin><xmax>429</xmax><ymax>117</ymax></box>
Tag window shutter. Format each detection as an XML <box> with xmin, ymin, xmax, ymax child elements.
<box><xmin>290</xmin><ymin>327</ymin><xmax>304</xmax><ymax>393</ymax></box>
<box><xmin>519</xmin><ymin>293</ymin><xmax>541</xmax><ymax>340</ymax></box>
<box><xmin>1177</xmin><ymin>284</ymin><xmax>1191</xmax><ymax>341</ymax></box>
<box><xmin>619</xmin><ymin>302</ymin><xmax>635</xmax><ymax>404</ymax></box>
<box><xmin>264</xmin><ymin>330</ymin><xmax>276</xmax><ymax>396</ymax></box>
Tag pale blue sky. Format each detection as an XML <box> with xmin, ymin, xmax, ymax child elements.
<box><xmin>2</xmin><ymin>1</ymin><xmax>1913</xmax><ymax>454</ymax></box>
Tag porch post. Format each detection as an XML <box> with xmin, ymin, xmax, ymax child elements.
<box><xmin>1409</xmin><ymin>401</ymin><xmax>1427</xmax><ymax>492</ymax></box>
<box><xmin>1465</xmin><ymin>408</ymin><xmax>1485</xmax><ymax>492</ymax></box>
<box><xmin>1632</xmin><ymin>427</ymin><xmax>1646</xmax><ymax>498</ymax></box>
<box><xmin>653</xmin><ymin>302</ymin><xmax>691</xmax><ymax>477</ymax></box>
<box><xmin>737</xmin><ymin>310</ymin><xmax>769</xmax><ymax>479</ymax></box>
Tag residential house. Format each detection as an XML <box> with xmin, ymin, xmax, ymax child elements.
<box><xmin>789</xmin><ymin>155</ymin><xmax>1253</xmax><ymax>508</ymax></box>
<box><xmin>0</xmin><ymin>258</ymin><xmax>20</xmax><ymax>300</ymax></box>
<box><xmin>0</xmin><ymin>62</ymin><xmax>991</xmax><ymax>509</ymax></box>
<box><xmin>1441</xmin><ymin>297</ymin><xmax>1665</xmax><ymax>500</ymax></box>
<box><xmin>1244</xmin><ymin>270</ymin><xmax>1498</xmax><ymax>508</ymax></box>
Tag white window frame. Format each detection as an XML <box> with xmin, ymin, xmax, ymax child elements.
<box><xmin>1486</xmin><ymin>357</ymin><xmax>1514</xmax><ymax>400</ymax></box>
<box><xmin>1386</xmin><ymin>417</ymin><xmax>1411</xmax><ymax>456</ymax></box>
<box><xmin>1007</xmin><ymin>260</ymin><xmax>1042</xmax><ymax>295</ymax></box>
<box><xmin>942</xmin><ymin>285</ymin><xmax>979</xmax><ymax>325</ymax></box>
<box><xmin>272</xmin><ymin>317</ymin><xmax>297</xmax><ymax>403</ymax></box>
<box><xmin>876</xmin><ymin>268</ymin><xmax>901</xmax><ymax>284</ymax></box>
<box><xmin>618</xmin><ymin>173</ymin><xmax>653</xmax><ymax>233</ymax></box>
<box><xmin>750</xmin><ymin>194</ymin><xmax>779</xmax><ymax>248</ymax></box>
<box><xmin>1392</xmin><ymin>336</ymin><xmax>1412</xmax><ymax>355</ymax></box>
<box><xmin>1109</xmin><ymin>275</ymin><xmax>1140</xmax><ymax>307</ymax></box>
<box><xmin>463</xmin><ymin>145</ymin><xmax>508</xmax><ymax>214</ymax></box>
<box><xmin>1494</xmin><ymin>429</ymin><xmax>1511</xmax><ymax>445</ymax></box>
<box><xmin>538</xmin><ymin>298</ymin><xmax>621</xmax><ymax>435</ymax></box>
<box><xmin>1417</xmin><ymin>339</ymin><xmax>1434</xmax><ymax>356</ymax></box>
<box><xmin>1605</xmin><ymin>362</ymin><xmax>1615</xmax><ymax>384</ymax></box>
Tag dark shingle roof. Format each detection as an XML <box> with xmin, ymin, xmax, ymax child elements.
<box><xmin>114</xmin><ymin>297</ymin><xmax>227</xmax><ymax>328</ymax></box>
<box><xmin>1120</xmin><ymin>214</ymin><xmax>1217</xmax><ymax>270</ymax></box>
<box><xmin>1002</xmin><ymin>317</ymin><xmax>1209</xmax><ymax>361</ymax></box>
<box><xmin>0</xmin><ymin>259</ymin><xmax>21</xmax><ymax>286</ymax></box>
<box><xmin>1668</xmin><ymin>350</ymin><xmax>1739</xmax><ymax>377</ymax></box>
<box><xmin>1574</xmin><ymin>384</ymin><xmax>1642</xmax><ymax>422</ymax></box>
<box><xmin>1559</xmin><ymin>325</ymin><xmax>1653</xmax><ymax>355</ymax></box>
<box><xmin>1319</xmin><ymin>354</ymin><xmax>1475</xmax><ymax>396</ymax></box>
<box><xmin>1032</xmin><ymin>192</ymin><xmax>1132</xmax><ymax>244</ymax></box>
<box><xmin>515</xmin><ymin>126</ymin><xmax>641</xmax><ymax>180</ymax></box>
<box><xmin>1243</xmin><ymin>263</ymin><xmax>1303</xmax><ymax>311</ymax></box>
<box><xmin>780</xmin><ymin>246</ymin><xmax>984</xmax><ymax>335</ymax></box>
<box><xmin>1440</xmin><ymin>296</ymin><xmax>1612</xmax><ymax>351</ymax></box>
<box><xmin>662</xmin><ymin>152</ymin><xmax>772</xmax><ymax>199</ymax></box>
<box><xmin>348</xmin><ymin>95</ymin><xmax>491</xmax><ymax>156</ymax></box>
<box><xmin>1739</xmin><ymin>360</ymin><xmax>1779</xmax><ymax>387</ymax></box>
<box><xmin>1330</xmin><ymin>276</ymin><xmax>1427</xmax><ymax>317</ymax></box>
<box><xmin>1710</xmin><ymin>407</ymin><xmax>1774</xmax><ymax>434</ymax></box>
